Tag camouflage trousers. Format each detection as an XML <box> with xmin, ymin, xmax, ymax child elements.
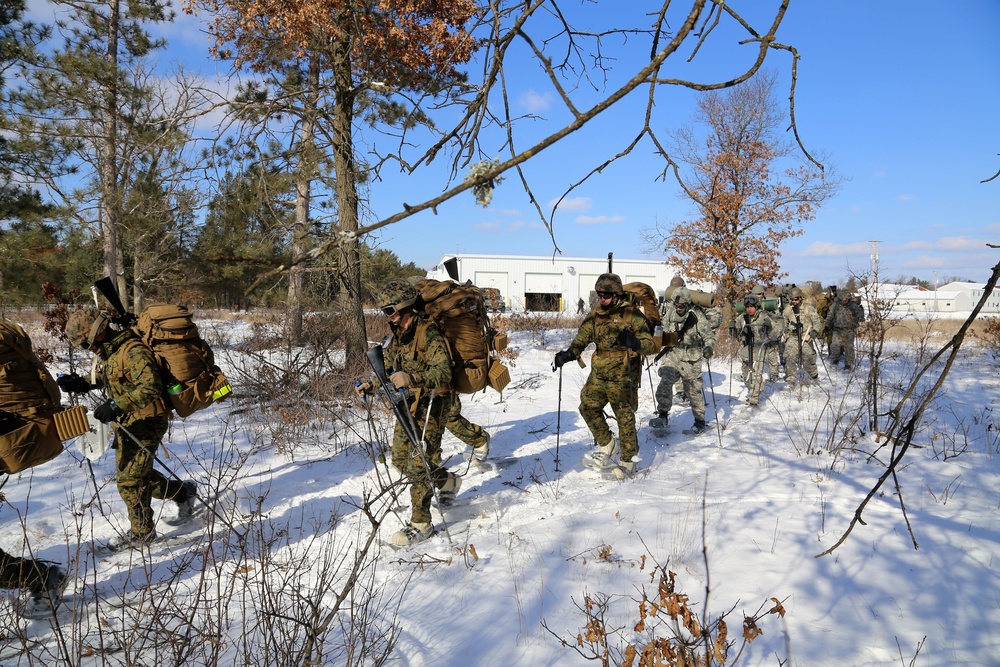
<box><xmin>740</xmin><ymin>345</ymin><xmax>768</xmax><ymax>404</ymax></box>
<box><xmin>445</xmin><ymin>394</ymin><xmax>488</xmax><ymax>449</ymax></box>
<box><xmin>113</xmin><ymin>416</ymin><xmax>186</xmax><ymax>536</ymax></box>
<box><xmin>0</xmin><ymin>547</ymin><xmax>47</xmax><ymax>590</ymax></box>
<box><xmin>828</xmin><ymin>328</ymin><xmax>857</xmax><ymax>368</ymax></box>
<box><xmin>391</xmin><ymin>393</ymin><xmax>452</xmax><ymax>524</ymax></box>
<box><xmin>654</xmin><ymin>357</ymin><xmax>706</xmax><ymax>422</ymax></box>
<box><xmin>784</xmin><ymin>335</ymin><xmax>819</xmax><ymax>381</ymax></box>
<box><xmin>579</xmin><ymin>373</ymin><xmax>640</xmax><ymax>462</ymax></box>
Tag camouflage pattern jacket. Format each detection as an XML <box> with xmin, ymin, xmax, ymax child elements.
<box><xmin>782</xmin><ymin>303</ymin><xmax>823</xmax><ymax>343</ymax></box>
<box><xmin>825</xmin><ymin>300</ymin><xmax>864</xmax><ymax>331</ymax></box>
<box><xmin>662</xmin><ymin>306</ymin><xmax>716</xmax><ymax>364</ymax></box>
<box><xmin>379</xmin><ymin>314</ymin><xmax>453</xmax><ymax>409</ymax></box>
<box><xmin>568</xmin><ymin>300</ymin><xmax>655</xmax><ymax>382</ymax></box>
<box><xmin>731</xmin><ymin>309</ymin><xmax>781</xmax><ymax>354</ymax></box>
<box><xmin>97</xmin><ymin>329</ymin><xmax>169</xmax><ymax>423</ymax></box>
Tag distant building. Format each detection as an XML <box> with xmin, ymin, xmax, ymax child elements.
<box><xmin>425</xmin><ymin>253</ymin><xmax>710</xmax><ymax>313</ymax></box>
<box><xmin>869</xmin><ymin>282</ymin><xmax>1000</xmax><ymax>314</ymax></box>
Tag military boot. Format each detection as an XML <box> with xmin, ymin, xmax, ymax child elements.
<box><xmin>585</xmin><ymin>438</ymin><xmax>619</xmax><ymax>470</ymax></box>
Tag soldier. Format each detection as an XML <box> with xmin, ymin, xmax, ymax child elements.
<box><xmin>446</xmin><ymin>395</ymin><xmax>490</xmax><ymax>463</ymax></box>
<box><xmin>61</xmin><ymin>309</ymin><xmax>197</xmax><ymax>551</ymax></box>
<box><xmin>553</xmin><ymin>273</ymin><xmax>655</xmax><ymax>479</ymax></box>
<box><xmin>730</xmin><ymin>295</ymin><xmax>780</xmax><ymax>406</ymax></box>
<box><xmin>0</xmin><ymin>549</ymin><xmax>65</xmax><ymax>617</ymax></box>
<box><xmin>826</xmin><ymin>291</ymin><xmax>865</xmax><ymax>370</ymax></box>
<box><xmin>355</xmin><ymin>280</ymin><xmax>459</xmax><ymax>546</ymax></box>
<box><xmin>781</xmin><ymin>287</ymin><xmax>822</xmax><ymax>384</ymax></box>
<box><xmin>650</xmin><ymin>288</ymin><xmax>716</xmax><ymax>434</ymax></box>
<box><xmin>752</xmin><ymin>285</ymin><xmax>785</xmax><ymax>382</ymax></box>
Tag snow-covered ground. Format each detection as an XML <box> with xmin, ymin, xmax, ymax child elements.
<box><xmin>2</xmin><ymin>317</ymin><xmax>998</xmax><ymax>666</ymax></box>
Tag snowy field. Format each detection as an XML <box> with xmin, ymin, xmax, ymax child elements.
<box><xmin>2</xmin><ymin>316</ymin><xmax>998</xmax><ymax>666</ymax></box>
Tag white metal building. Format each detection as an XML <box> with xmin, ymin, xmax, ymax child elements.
<box><xmin>871</xmin><ymin>282</ymin><xmax>1000</xmax><ymax>314</ymax></box>
<box><xmin>425</xmin><ymin>253</ymin><xmax>696</xmax><ymax>313</ymax></box>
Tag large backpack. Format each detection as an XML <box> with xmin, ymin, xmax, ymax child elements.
<box><xmin>622</xmin><ymin>282</ymin><xmax>662</xmax><ymax>331</ymax></box>
<box><xmin>0</xmin><ymin>320</ymin><xmax>83</xmax><ymax>473</ymax></box>
<box><xmin>411</xmin><ymin>279</ymin><xmax>509</xmax><ymax>394</ymax></box>
<box><xmin>132</xmin><ymin>304</ymin><xmax>232</xmax><ymax>418</ymax></box>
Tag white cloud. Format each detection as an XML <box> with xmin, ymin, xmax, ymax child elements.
<box><xmin>800</xmin><ymin>241</ymin><xmax>873</xmax><ymax>257</ymax></box>
<box><xmin>897</xmin><ymin>194</ymin><xmax>915</xmax><ymax>202</ymax></box>
<box><xmin>575</xmin><ymin>215</ymin><xmax>625</xmax><ymax>225</ymax></box>
<box><xmin>936</xmin><ymin>236</ymin><xmax>990</xmax><ymax>251</ymax></box>
<box><xmin>518</xmin><ymin>90</ymin><xmax>554</xmax><ymax>113</ymax></box>
<box><xmin>548</xmin><ymin>197</ymin><xmax>592</xmax><ymax>213</ymax></box>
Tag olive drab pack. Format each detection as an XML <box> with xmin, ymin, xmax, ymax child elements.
<box><xmin>411</xmin><ymin>278</ymin><xmax>510</xmax><ymax>394</ymax></box>
<box><xmin>132</xmin><ymin>304</ymin><xmax>232</xmax><ymax>418</ymax></box>
<box><xmin>0</xmin><ymin>320</ymin><xmax>77</xmax><ymax>473</ymax></box>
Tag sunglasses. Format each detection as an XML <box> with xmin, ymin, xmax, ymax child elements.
<box><xmin>791</xmin><ymin>297</ymin><xmax>802</xmax><ymax>301</ymax></box>
<box><xmin>596</xmin><ymin>291</ymin><xmax>616</xmax><ymax>299</ymax></box>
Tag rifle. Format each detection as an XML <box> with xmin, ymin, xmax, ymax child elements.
<box><xmin>92</xmin><ymin>276</ymin><xmax>136</xmax><ymax>327</ymax></box>
<box><xmin>743</xmin><ymin>313</ymin><xmax>754</xmax><ymax>369</ymax></box>
<box><xmin>365</xmin><ymin>345</ymin><xmax>422</xmax><ymax>448</ymax></box>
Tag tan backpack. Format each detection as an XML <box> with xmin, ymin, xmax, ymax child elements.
<box><xmin>411</xmin><ymin>279</ymin><xmax>509</xmax><ymax>394</ymax></box>
<box><xmin>0</xmin><ymin>321</ymin><xmax>69</xmax><ymax>473</ymax></box>
<box><xmin>132</xmin><ymin>304</ymin><xmax>232</xmax><ymax>418</ymax></box>
<box><xmin>621</xmin><ymin>282</ymin><xmax>662</xmax><ymax>331</ymax></box>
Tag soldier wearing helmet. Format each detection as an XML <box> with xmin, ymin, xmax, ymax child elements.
<box><xmin>825</xmin><ymin>289</ymin><xmax>865</xmax><ymax>371</ymax></box>
<box><xmin>751</xmin><ymin>284</ymin><xmax>785</xmax><ymax>382</ymax></box>
<box><xmin>729</xmin><ymin>293</ymin><xmax>780</xmax><ymax>406</ymax></box>
<box><xmin>649</xmin><ymin>287</ymin><xmax>716</xmax><ymax>435</ymax></box>
<box><xmin>61</xmin><ymin>307</ymin><xmax>196</xmax><ymax>552</ymax></box>
<box><xmin>781</xmin><ymin>287</ymin><xmax>823</xmax><ymax>384</ymax></box>
<box><xmin>553</xmin><ymin>273</ymin><xmax>654</xmax><ymax>480</ymax></box>
<box><xmin>355</xmin><ymin>279</ymin><xmax>459</xmax><ymax>547</ymax></box>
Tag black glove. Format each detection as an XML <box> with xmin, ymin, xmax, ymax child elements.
<box><xmin>616</xmin><ymin>329</ymin><xmax>641</xmax><ymax>351</ymax></box>
<box><xmin>553</xmin><ymin>350</ymin><xmax>575</xmax><ymax>369</ymax></box>
<box><xmin>57</xmin><ymin>373</ymin><xmax>92</xmax><ymax>394</ymax></box>
<box><xmin>808</xmin><ymin>330</ymin><xmax>819</xmax><ymax>341</ymax></box>
<box><xmin>93</xmin><ymin>400</ymin><xmax>123</xmax><ymax>424</ymax></box>
<box><xmin>703</xmin><ymin>345</ymin><xmax>714</xmax><ymax>359</ymax></box>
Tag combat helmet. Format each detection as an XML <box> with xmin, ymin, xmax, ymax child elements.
<box><xmin>594</xmin><ymin>273</ymin><xmax>623</xmax><ymax>296</ymax></box>
<box><xmin>66</xmin><ymin>308</ymin><xmax>109</xmax><ymax>349</ymax></box>
<box><xmin>752</xmin><ymin>284</ymin><xmax>767</xmax><ymax>296</ymax></box>
<box><xmin>789</xmin><ymin>287</ymin><xmax>804</xmax><ymax>300</ymax></box>
<box><xmin>743</xmin><ymin>295</ymin><xmax>761</xmax><ymax>309</ymax></box>
<box><xmin>673</xmin><ymin>287</ymin><xmax>693</xmax><ymax>309</ymax></box>
<box><xmin>377</xmin><ymin>279</ymin><xmax>419</xmax><ymax>316</ymax></box>
<box><xmin>669</xmin><ymin>276</ymin><xmax>686</xmax><ymax>288</ymax></box>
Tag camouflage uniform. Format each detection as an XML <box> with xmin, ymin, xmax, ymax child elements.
<box><xmin>654</xmin><ymin>288</ymin><xmax>716</xmax><ymax>429</ymax></box>
<box><xmin>563</xmin><ymin>275</ymin><xmax>655</xmax><ymax>464</ymax></box>
<box><xmin>781</xmin><ymin>289</ymin><xmax>823</xmax><ymax>383</ymax></box>
<box><xmin>825</xmin><ymin>295</ymin><xmax>864</xmax><ymax>370</ymax></box>
<box><xmin>730</xmin><ymin>297</ymin><xmax>780</xmax><ymax>405</ymax></box>
<box><xmin>376</xmin><ymin>286</ymin><xmax>454</xmax><ymax>526</ymax></box>
<box><xmin>100</xmin><ymin>329</ymin><xmax>185</xmax><ymax>537</ymax></box>
<box><xmin>445</xmin><ymin>395</ymin><xmax>489</xmax><ymax>449</ymax></box>
<box><xmin>753</xmin><ymin>286</ymin><xmax>784</xmax><ymax>381</ymax></box>
<box><xmin>65</xmin><ymin>309</ymin><xmax>187</xmax><ymax>540</ymax></box>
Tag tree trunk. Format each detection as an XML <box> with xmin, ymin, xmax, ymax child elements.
<box><xmin>286</xmin><ymin>57</ymin><xmax>322</xmax><ymax>346</ymax></box>
<box><xmin>102</xmin><ymin>0</ymin><xmax>122</xmax><ymax>299</ymax></box>
<box><xmin>331</xmin><ymin>38</ymin><xmax>367</xmax><ymax>371</ymax></box>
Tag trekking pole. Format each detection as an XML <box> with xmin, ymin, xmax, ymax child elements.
<box><xmin>704</xmin><ymin>359</ymin><xmax>724</xmax><ymax>447</ymax></box>
<box><xmin>115</xmin><ymin>422</ymin><xmax>245</xmax><ymax>541</ymax></box>
<box><xmin>401</xmin><ymin>388</ymin><xmax>454</xmax><ymax>544</ymax></box>
<box><xmin>811</xmin><ymin>338</ymin><xmax>830</xmax><ymax>378</ymax></box>
<box><xmin>552</xmin><ymin>362</ymin><xmax>563</xmax><ymax>475</ymax></box>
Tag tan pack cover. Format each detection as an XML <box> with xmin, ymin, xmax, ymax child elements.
<box><xmin>0</xmin><ymin>321</ymin><xmax>65</xmax><ymax>473</ymax></box>
<box><xmin>133</xmin><ymin>304</ymin><xmax>230</xmax><ymax>418</ymax></box>
<box><xmin>413</xmin><ymin>279</ymin><xmax>496</xmax><ymax>394</ymax></box>
<box><xmin>622</xmin><ymin>282</ymin><xmax>662</xmax><ymax>330</ymax></box>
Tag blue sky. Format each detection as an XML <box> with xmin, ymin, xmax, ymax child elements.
<box><xmin>27</xmin><ymin>0</ymin><xmax>1000</xmax><ymax>286</ymax></box>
